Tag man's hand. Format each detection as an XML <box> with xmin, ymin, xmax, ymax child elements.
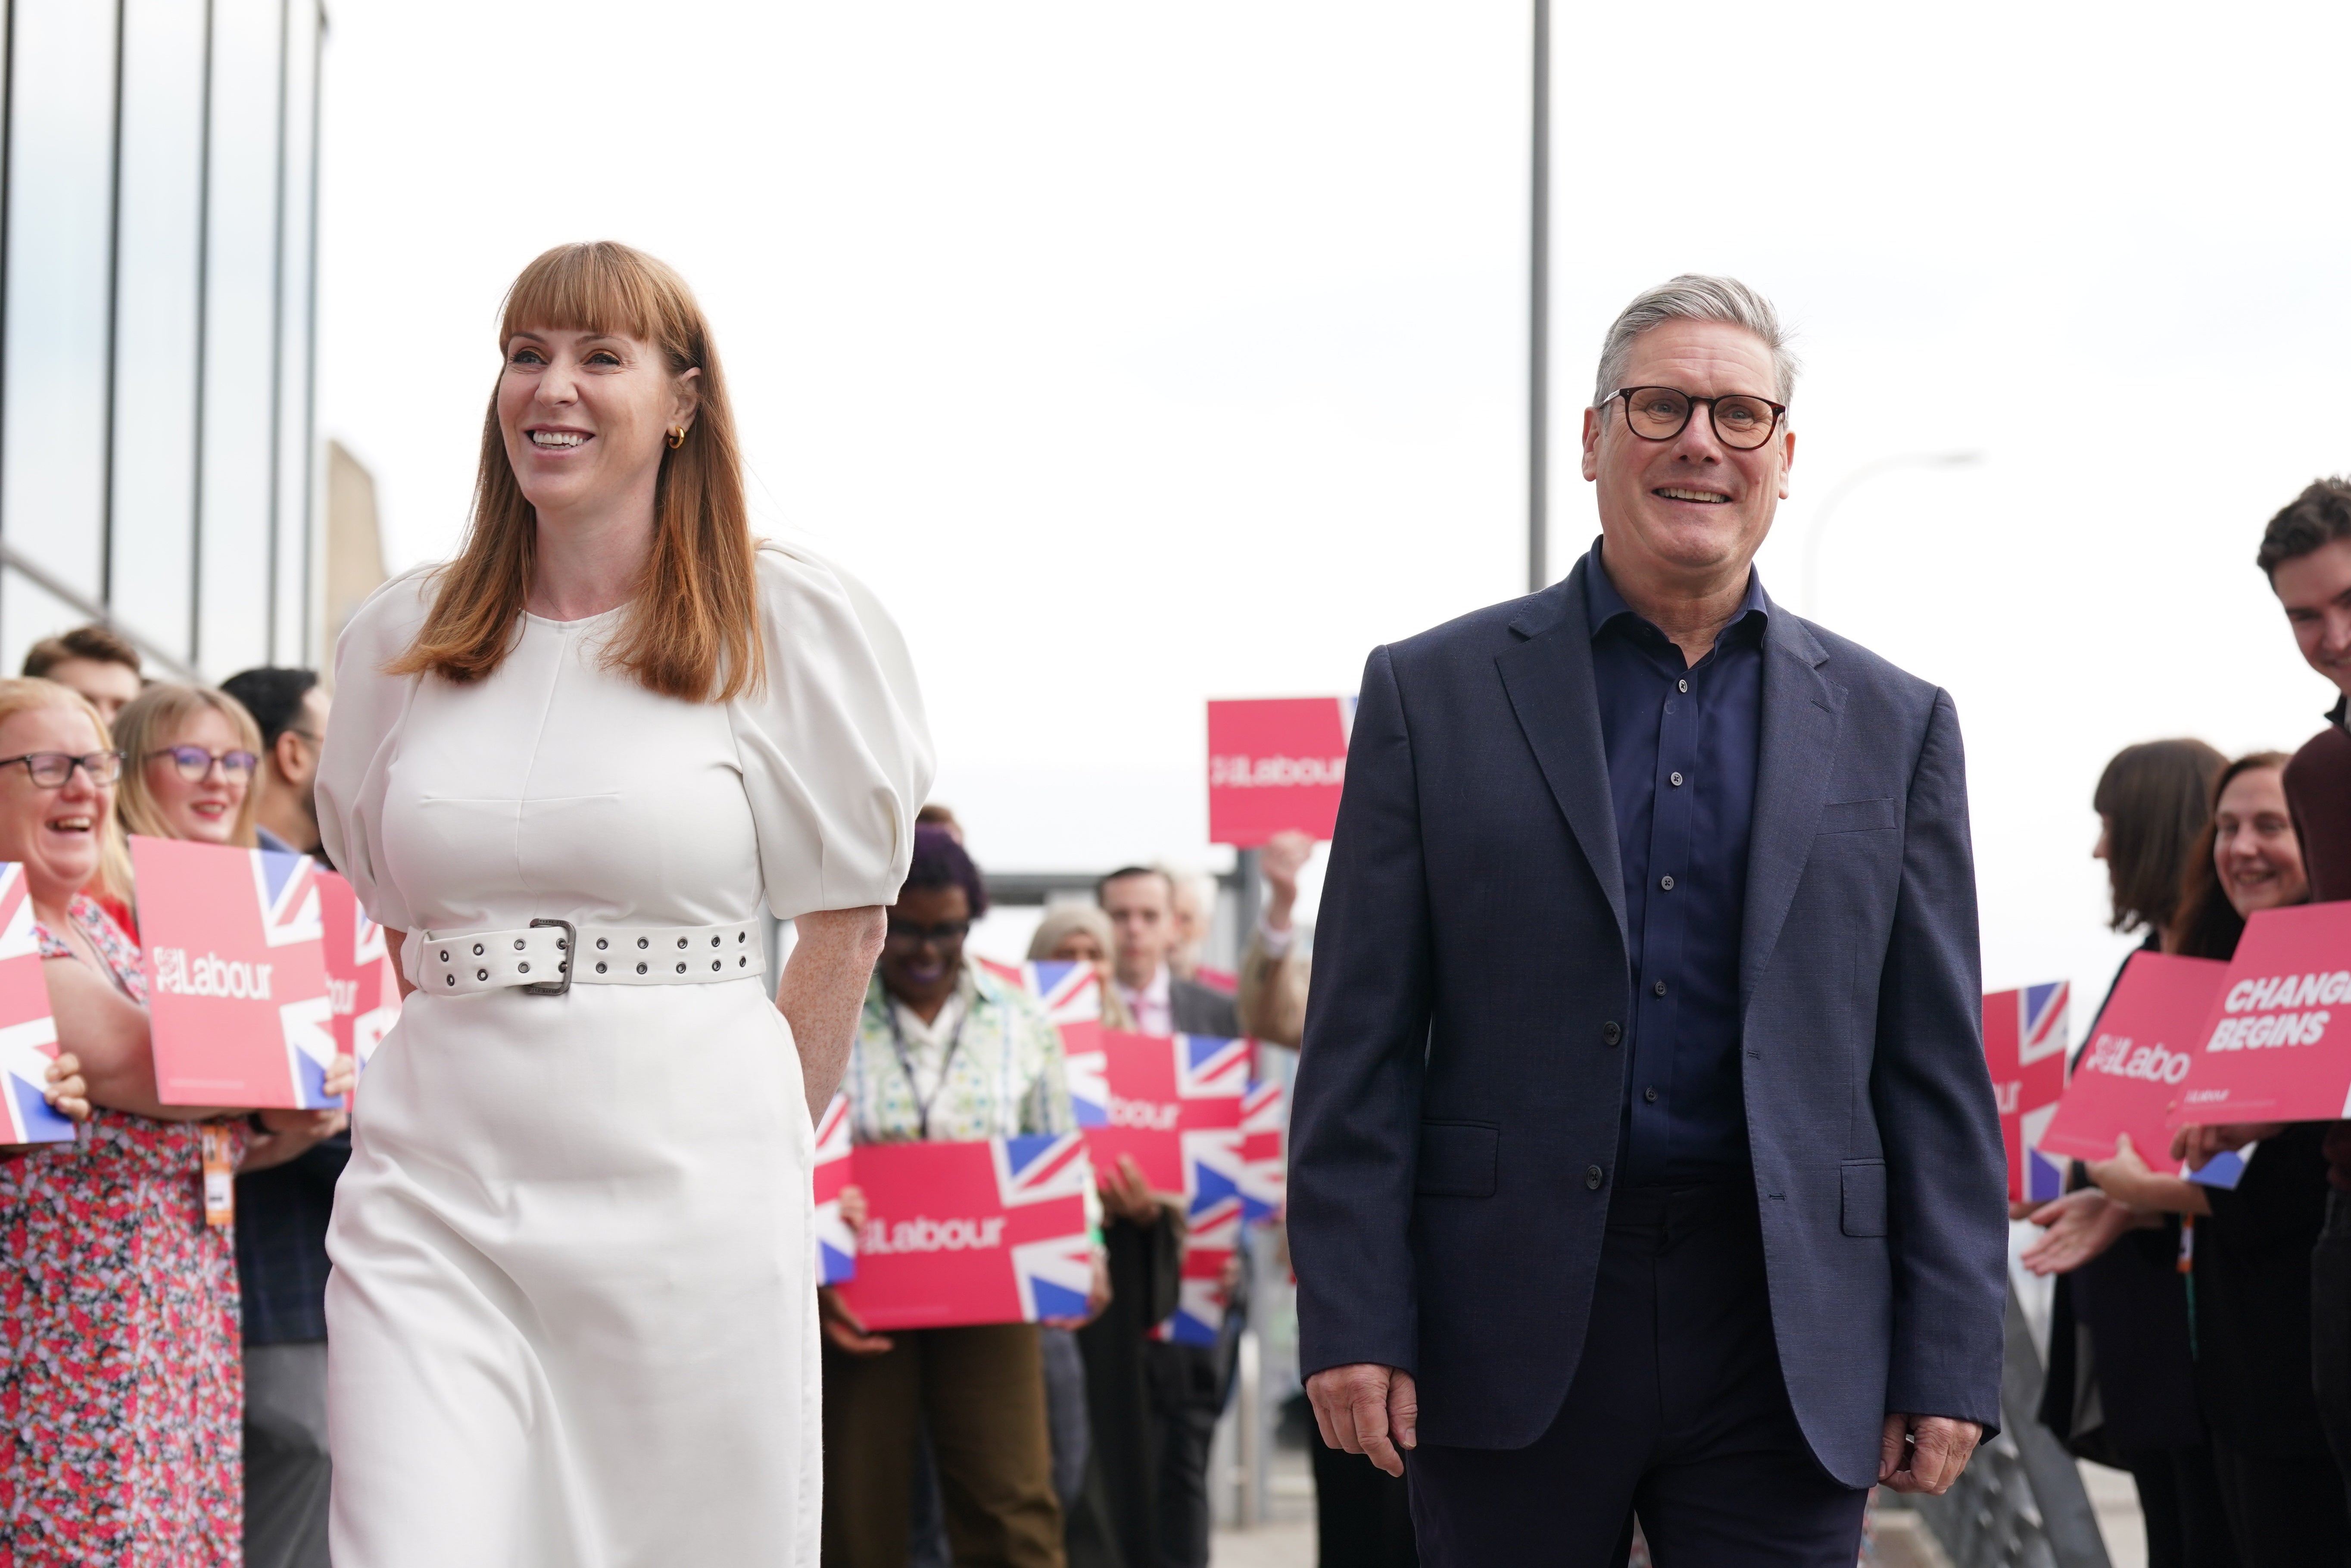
<box><xmin>1260</xmin><ymin>831</ymin><xmax>1312</xmax><ymax>933</ymax></box>
<box><xmin>2019</xmin><ymin>1185</ymin><xmax>2136</xmax><ymax>1276</ymax></box>
<box><xmin>1099</xmin><ymin>1156</ymin><xmax>1163</xmax><ymax>1226</ymax></box>
<box><xmin>818</xmin><ymin>1286</ymin><xmax>894</xmax><ymax>1356</ymax></box>
<box><xmin>2172</xmin><ymin>1121</ymin><xmax>2284</xmax><ymax>1170</ymax></box>
<box><xmin>1306</xmin><ymin>1363</ymin><xmax>1418</xmax><ymax>1478</ymax></box>
<box><xmin>1880</xmin><ymin>1414</ymin><xmax>1981</xmax><ymax>1494</ymax></box>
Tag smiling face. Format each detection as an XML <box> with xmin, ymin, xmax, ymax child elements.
<box><xmin>2212</xmin><ymin>765</ymin><xmax>2307</xmax><ymax>919</ymax></box>
<box><xmin>1580</xmin><ymin>317</ymin><xmax>1793</xmax><ymax>589</ymax></box>
<box><xmin>496</xmin><ymin>327</ymin><xmax>700</xmax><ymax>524</ymax></box>
<box><xmin>0</xmin><ymin>702</ymin><xmax>111</xmax><ymax>907</ymax></box>
<box><xmin>878</xmin><ymin>884</ymin><xmax>972</xmax><ymax>1014</ymax></box>
<box><xmin>2272</xmin><ymin>536</ymin><xmax>2351</xmax><ymax>700</ymax></box>
<box><xmin>142</xmin><ymin>705</ymin><xmax>249</xmax><ymax>844</ymax></box>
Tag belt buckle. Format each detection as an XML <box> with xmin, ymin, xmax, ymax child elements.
<box><xmin>524</xmin><ymin>918</ymin><xmax>575</xmax><ymax>997</ymax></box>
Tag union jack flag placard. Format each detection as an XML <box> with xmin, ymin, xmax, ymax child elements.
<box><xmin>1238</xmin><ymin>1078</ymin><xmax>1284</xmax><ymax>1223</ymax></box>
<box><xmin>1067</xmin><ymin>1029</ymin><xmax>1247</xmax><ymax>1201</ymax></box>
<box><xmin>814</xmin><ymin>1092</ymin><xmax>857</xmax><ymax>1285</ymax></box>
<box><xmin>1984</xmin><ymin>980</ymin><xmax>2070</xmax><ymax>1204</ymax></box>
<box><xmin>0</xmin><ymin>864</ymin><xmax>69</xmax><ymax>1145</ymax></box>
<box><xmin>133</xmin><ymin>836</ymin><xmax>337</xmax><ymax>1109</ymax></box>
<box><xmin>1153</xmin><ymin>1192</ymin><xmax>1241</xmax><ymax>1347</ymax></box>
<box><xmin>316</xmin><ymin>872</ymin><xmax>400</xmax><ymax>1086</ymax></box>
<box><xmin>835</xmin><ymin>1133</ymin><xmax>1094</xmax><ymax>1330</ymax></box>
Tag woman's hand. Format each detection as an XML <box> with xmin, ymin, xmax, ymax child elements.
<box><xmin>836</xmin><ymin>1183</ymin><xmax>868</xmax><ymax>1233</ymax></box>
<box><xmin>2172</xmin><ymin>1121</ymin><xmax>2284</xmax><ymax>1170</ymax></box>
<box><xmin>818</xmin><ymin>1286</ymin><xmax>893</xmax><ymax>1356</ymax></box>
<box><xmin>2019</xmin><ymin>1186</ymin><xmax>2137</xmax><ymax>1275</ymax></box>
<box><xmin>1099</xmin><ymin>1156</ymin><xmax>1160</xmax><ymax>1226</ymax></box>
<box><xmin>42</xmin><ymin>1052</ymin><xmax>89</xmax><ymax>1123</ymax></box>
<box><xmin>239</xmin><ymin>1101</ymin><xmax>350</xmax><ymax>1174</ymax></box>
<box><xmin>2085</xmin><ymin>1134</ymin><xmax>2210</xmax><ymax>1217</ymax></box>
<box><xmin>322</xmin><ymin>1052</ymin><xmax>358</xmax><ymax>1102</ymax></box>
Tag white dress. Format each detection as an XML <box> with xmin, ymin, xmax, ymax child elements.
<box><xmin>315</xmin><ymin>542</ymin><xmax>932</xmax><ymax>1568</ymax></box>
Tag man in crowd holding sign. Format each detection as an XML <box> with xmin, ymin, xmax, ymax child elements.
<box><xmin>1289</xmin><ymin>275</ymin><xmax>2008</xmax><ymax>1565</ymax></box>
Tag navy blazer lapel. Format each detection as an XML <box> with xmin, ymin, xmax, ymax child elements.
<box><xmin>1496</xmin><ymin>558</ymin><xmax>1629</xmax><ymax>950</ymax></box>
<box><xmin>1740</xmin><ymin>604</ymin><xmax>1843</xmax><ymax>1008</ymax></box>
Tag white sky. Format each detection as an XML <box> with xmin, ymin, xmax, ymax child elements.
<box><xmin>318</xmin><ymin>2</ymin><xmax>2351</xmax><ymax>1021</ymax></box>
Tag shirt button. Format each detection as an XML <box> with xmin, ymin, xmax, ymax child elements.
<box><xmin>1585</xmin><ymin>1165</ymin><xmax>1604</xmax><ymax>1190</ymax></box>
<box><xmin>1660</xmin><ymin>874</ymin><xmax>1675</xmax><ymax>891</ymax></box>
<box><xmin>1677</xmin><ymin>678</ymin><xmax>1689</xmax><ymax>693</ymax></box>
<box><xmin>1669</xmin><ymin>772</ymin><xmax>1684</xmax><ymax>787</ymax></box>
<box><xmin>1602</xmin><ymin>1020</ymin><xmax>1622</xmax><ymax>1045</ymax></box>
<box><xmin>1644</xmin><ymin>1086</ymin><xmax>1659</xmax><ymax>1103</ymax></box>
<box><xmin>1653</xmin><ymin>980</ymin><xmax>1667</xmax><ymax>996</ymax></box>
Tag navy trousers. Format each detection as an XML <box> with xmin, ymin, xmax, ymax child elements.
<box><xmin>1408</xmin><ymin>1183</ymin><xmax>1868</xmax><ymax>1567</ymax></box>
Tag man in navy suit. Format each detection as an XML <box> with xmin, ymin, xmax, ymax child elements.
<box><xmin>1288</xmin><ymin>275</ymin><xmax>2008</xmax><ymax>1565</ymax></box>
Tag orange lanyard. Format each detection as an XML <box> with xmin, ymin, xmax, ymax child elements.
<box><xmin>198</xmin><ymin>1125</ymin><xmax>235</xmax><ymax>1229</ymax></box>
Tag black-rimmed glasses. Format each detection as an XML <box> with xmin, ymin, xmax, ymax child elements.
<box><xmin>885</xmin><ymin>919</ymin><xmax>971</xmax><ymax>948</ymax></box>
<box><xmin>1612</xmin><ymin>386</ymin><xmax>1787</xmax><ymax>450</ymax></box>
<box><xmin>147</xmin><ymin>745</ymin><xmax>258</xmax><ymax>783</ymax></box>
<box><xmin>0</xmin><ymin>751</ymin><xmax>124</xmax><ymax>788</ymax></box>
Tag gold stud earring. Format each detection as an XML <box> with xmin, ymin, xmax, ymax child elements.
<box><xmin>667</xmin><ymin>426</ymin><xmax>687</xmax><ymax>449</ymax></box>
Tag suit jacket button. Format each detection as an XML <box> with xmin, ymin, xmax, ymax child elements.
<box><xmin>1585</xmin><ymin>1165</ymin><xmax>1604</xmax><ymax>1190</ymax></box>
<box><xmin>1601</xmin><ymin>1021</ymin><xmax>1622</xmax><ymax>1045</ymax></box>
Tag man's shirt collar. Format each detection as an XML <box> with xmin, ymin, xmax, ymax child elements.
<box><xmin>1584</xmin><ymin>537</ymin><xmax>1768</xmax><ymax>653</ymax></box>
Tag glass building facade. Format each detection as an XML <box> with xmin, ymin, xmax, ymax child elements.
<box><xmin>0</xmin><ymin>0</ymin><xmax>324</xmax><ymax>683</ymax></box>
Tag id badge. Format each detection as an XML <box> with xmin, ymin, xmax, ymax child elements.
<box><xmin>199</xmin><ymin>1125</ymin><xmax>235</xmax><ymax>1229</ymax></box>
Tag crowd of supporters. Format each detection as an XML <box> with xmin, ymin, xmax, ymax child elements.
<box><xmin>2017</xmin><ymin>477</ymin><xmax>2351</xmax><ymax>1568</ymax></box>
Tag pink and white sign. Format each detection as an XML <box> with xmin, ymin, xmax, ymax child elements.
<box><xmin>814</xmin><ymin>1092</ymin><xmax>857</xmax><ymax>1285</ymax></box>
<box><xmin>834</xmin><ymin>1134</ymin><xmax>1095</xmax><ymax>1331</ymax></box>
<box><xmin>132</xmin><ymin>835</ymin><xmax>338</xmax><ymax>1109</ymax></box>
<box><xmin>1154</xmin><ymin>1193</ymin><xmax>1241</xmax><ymax>1347</ymax></box>
<box><xmin>1066</xmin><ymin>1028</ymin><xmax>1247</xmax><ymax>1201</ymax></box>
<box><xmin>1238</xmin><ymin>1078</ymin><xmax>1284</xmax><ymax>1223</ymax></box>
<box><xmin>1207</xmin><ymin>697</ymin><xmax>1354</xmax><ymax>848</ymax></box>
<box><xmin>0</xmin><ymin>865</ymin><xmax>70</xmax><ymax>1144</ymax></box>
<box><xmin>317</xmin><ymin>872</ymin><xmax>399</xmax><ymax>1083</ymax></box>
<box><xmin>1985</xmin><ymin>981</ymin><xmax>2070</xmax><ymax>1205</ymax></box>
<box><xmin>2171</xmin><ymin>902</ymin><xmax>2351</xmax><ymax>1125</ymax></box>
<box><xmin>977</xmin><ymin>958</ymin><xmax>1103</xmax><ymax>1026</ymax></box>
<box><xmin>2039</xmin><ymin>952</ymin><xmax>2225</xmax><ymax>1170</ymax></box>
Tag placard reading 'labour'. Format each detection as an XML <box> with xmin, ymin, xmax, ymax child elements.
<box><xmin>1207</xmin><ymin>697</ymin><xmax>1354</xmax><ymax>847</ymax></box>
<box><xmin>317</xmin><ymin>871</ymin><xmax>401</xmax><ymax>1078</ymax></box>
<box><xmin>0</xmin><ymin>864</ymin><xmax>71</xmax><ymax>1145</ymax></box>
<box><xmin>132</xmin><ymin>835</ymin><xmax>340</xmax><ymax>1109</ymax></box>
<box><xmin>832</xmin><ymin>1134</ymin><xmax>1094</xmax><ymax>1331</ymax></box>
<box><xmin>2171</xmin><ymin>902</ymin><xmax>2351</xmax><ymax>1125</ymax></box>
<box><xmin>1984</xmin><ymin>980</ymin><xmax>2070</xmax><ymax>1204</ymax></box>
<box><xmin>2039</xmin><ymin>952</ymin><xmax>2226</xmax><ymax>1170</ymax></box>
<box><xmin>1066</xmin><ymin>1028</ymin><xmax>1247</xmax><ymax>1201</ymax></box>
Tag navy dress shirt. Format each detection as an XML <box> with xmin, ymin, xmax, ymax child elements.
<box><xmin>1585</xmin><ymin>543</ymin><xmax>1768</xmax><ymax>1188</ymax></box>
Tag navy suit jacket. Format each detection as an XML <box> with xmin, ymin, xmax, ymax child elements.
<box><xmin>1287</xmin><ymin>557</ymin><xmax>2009</xmax><ymax>1487</ymax></box>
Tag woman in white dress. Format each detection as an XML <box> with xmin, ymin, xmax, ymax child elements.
<box><xmin>316</xmin><ymin>241</ymin><xmax>932</xmax><ymax>1568</ymax></box>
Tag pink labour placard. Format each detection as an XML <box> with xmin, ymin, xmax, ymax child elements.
<box><xmin>2039</xmin><ymin>951</ymin><xmax>2226</xmax><ymax>1168</ymax></box>
<box><xmin>1984</xmin><ymin>980</ymin><xmax>2070</xmax><ymax>1204</ymax></box>
<box><xmin>1207</xmin><ymin>697</ymin><xmax>1353</xmax><ymax>848</ymax></box>
<box><xmin>833</xmin><ymin>1135</ymin><xmax>1094</xmax><ymax>1331</ymax></box>
<box><xmin>133</xmin><ymin>835</ymin><xmax>337</xmax><ymax>1109</ymax></box>
<box><xmin>2170</xmin><ymin>902</ymin><xmax>2351</xmax><ymax>1125</ymax></box>
<box><xmin>1065</xmin><ymin>1027</ymin><xmax>1246</xmax><ymax>1203</ymax></box>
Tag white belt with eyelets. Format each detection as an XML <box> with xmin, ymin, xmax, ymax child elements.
<box><xmin>417</xmin><ymin>919</ymin><xmax>766</xmax><ymax>997</ymax></box>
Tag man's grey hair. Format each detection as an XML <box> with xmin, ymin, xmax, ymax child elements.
<box><xmin>1591</xmin><ymin>274</ymin><xmax>1799</xmax><ymax>411</ymax></box>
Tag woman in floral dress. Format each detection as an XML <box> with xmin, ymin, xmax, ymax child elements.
<box><xmin>0</xmin><ymin>676</ymin><xmax>340</xmax><ymax>1566</ymax></box>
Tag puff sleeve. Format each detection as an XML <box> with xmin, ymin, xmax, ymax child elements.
<box><xmin>728</xmin><ymin>542</ymin><xmax>934</xmax><ymax>921</ymax></box>
<box><xmin>315</xmin><ymin>567</ymin><xmax>435</xmax><ymax>934</ymax></box>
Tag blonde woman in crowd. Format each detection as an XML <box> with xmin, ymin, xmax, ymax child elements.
<box><xmin>0</xmin><ymin>677</ymin><xmax>343</xmax><ymax>1566</ymax></box>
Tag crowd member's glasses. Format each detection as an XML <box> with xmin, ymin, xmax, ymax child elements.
<box><xmin>1611</xmin><ymin>386</ymin><xmax>1787</xmax><ymax>451</ymax></box>
<box><xmin>885</xmin><ymin>919</ymin><xmax>971</xmax><ymax>947</ymax></box>
<box><xmin>148</xmin><ymin>745</ymin><xmax>259</xmax><ymax>783</ymax></box>
<box><xmin>0</xmin><ymin>751</ymin><xmax>125</xmax><ymax>788</ymax></box>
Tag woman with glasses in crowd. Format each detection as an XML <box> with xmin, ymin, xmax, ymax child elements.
<box><xmin>0</xmin><ymin>677</ymin><xmax>345</xmax><ymax>1566</ymax></box>
<box><xmin>2030</xmin><ymin>752</ymin><xmax>2348</xmax><ymax>1565</ymax></box>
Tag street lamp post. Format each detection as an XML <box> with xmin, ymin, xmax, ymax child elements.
<box><xmin>1797</xmin><ymin>451</ymin><xmax>1983</xmax><ymax>618</ymax></box>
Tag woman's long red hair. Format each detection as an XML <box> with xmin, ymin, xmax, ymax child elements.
<box><xmin>387</xmin><ymin>242</ymin><xmax>763</xmax><ymax>702</ymax></box>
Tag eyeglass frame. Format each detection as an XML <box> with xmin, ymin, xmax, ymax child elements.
<box><xmin>1608</xmin><ymin>386</ymin><xmax>1789</xmax><ymax>451</ymax></box>
<box><xmin>145</xmin><ymin>745</ymin><xmax>260</xmax><ymax>783</ymax></box>
<box><xmin>884</xmin><ymin>918</ymin><xmax>972</xmax><ymax>947</ymax></box>
<box><xmin>0</xmin><ymin>750</ymin><xmax>125</xmax><ymax>788</ymax></box>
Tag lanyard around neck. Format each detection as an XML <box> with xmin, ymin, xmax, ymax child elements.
<box><xmin>885</xmin><ymin>993</ymin><xmax>969</xmax><ymax>1141</ymax></box>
